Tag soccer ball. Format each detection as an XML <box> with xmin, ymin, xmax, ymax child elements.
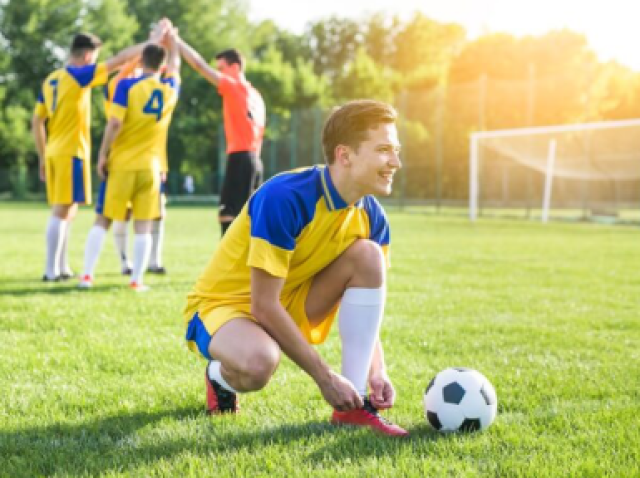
<box><xmin>423</xmin><ymin>367</ymin><xmax>497</xmax><ymax>432</ymax></box>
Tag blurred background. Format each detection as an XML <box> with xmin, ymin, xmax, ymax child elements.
<box><xmin>3</xmin><ymin>0</ymin><xmax>640</xmax><ymax>221</ymax></box>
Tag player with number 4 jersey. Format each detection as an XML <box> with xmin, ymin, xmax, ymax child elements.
<box><xmin>79</xmin><ymin>28</ymin><xmax>181</xmax><ymax>292</ymax></box>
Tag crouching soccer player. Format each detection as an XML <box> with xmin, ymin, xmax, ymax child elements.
<box><xmin>184</xmin><ymin>100</ymin><xmax>408</xmax><ymax>437</ymax></box>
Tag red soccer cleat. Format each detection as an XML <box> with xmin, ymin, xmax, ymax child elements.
<box><xmin>77</xmin><ymin>275</ymin><xmax>93</xmax><ymax>289</ymax></box>
<box><xmin>331</xmin><ymin>398</ymin><xmax>409</xmax><ymax>437</ymax></box>
<box><xmin>205</xmin><ymin>365</ymin><xmax>239</xmax><ymax>414</ymax></box>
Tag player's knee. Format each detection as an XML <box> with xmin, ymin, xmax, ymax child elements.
<box><xmin>237</xmin><ymin>346</ymin><xmax>280</xmax><ymax>391</ymax></box>
<box><xmin>346</xmin><ymin>239</ymin><xmax>385</xmax><ymax>286</ymax></box>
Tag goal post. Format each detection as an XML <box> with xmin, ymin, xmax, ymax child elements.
<box><xmin>469</xmin><ymin>118</ymin><xmax>640</xmax><ymax>222</ymax></box>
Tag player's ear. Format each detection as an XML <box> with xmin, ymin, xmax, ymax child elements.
<box><xmin>335</xmin><ymin>145</ymin><xmax>351</xmax><ymax>167</ymax></box>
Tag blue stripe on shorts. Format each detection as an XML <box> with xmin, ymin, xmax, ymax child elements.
<box><xmin>95</xmin><ymin>178</ymin><xmax>107</xmax><ymax>214</ymax></box>
<box><xmin>72</xmin><ymin>157</ymin><xmax>85</xmax><ymax>203</ymax></box>
<box><xmin>185</xmin><ymin>312</ymin><xmax>213</xmax><ymax>359</ymax></box>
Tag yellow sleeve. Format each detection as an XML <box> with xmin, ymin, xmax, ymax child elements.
<box><xmin>382</xmin><ymin>244</ymin><xmax>391</xmax><ymax>268</ymax></box>
<box><xmin>247</xmin><ymin>237</ymin><xmax>293</xmax><ymax>278</ymax></box>
<box><xmin>89</xmin><ymin>63</ymin><xmax>109</xmax><ymax>87</ymax></box>
<box><xmin>109</xmin><ymin>103</ymin><xmax>127</xmax><ymax>122</ymax></box>
<box><xmin>34</xmin><ymin>102</ymin><xmax>48</xmax><ymax>119</ymax></box>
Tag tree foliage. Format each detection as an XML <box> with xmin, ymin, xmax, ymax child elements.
<box><xmin>2</xmin><ymin>1</ymin><xmax>640</xmax><ymax>199</ymax></box>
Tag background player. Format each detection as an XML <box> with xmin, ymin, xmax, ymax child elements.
<box><xmin>80</xmin><ymin>28</ymin><xmax>181</xmax><ymax>290</ymax></box>
<box><xmin>103</xmin><ymin>60</ymin><xmax>169</xmax><ymax>277</ymax></box>
<box><xmin>32</xmin><ymin>26</ymin><xmax>169</xmax><ymax>282</ymax></box>
<box><xmin>184</xmin><ymin>100</ymin><xmax>408</xmax><ymax>437</ymax></box>
<box><xmin>177</xmin><ymin>41</ymin><xmax>265</xmax><ymax>236</ymax></box>
<box><xmin>103</xmin><ymin>58</ymin><xmax>140</xmax><ymax>276</ymax></box>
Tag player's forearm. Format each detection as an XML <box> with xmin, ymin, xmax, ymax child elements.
<box><xmin>31</xmin><ymin>116</ymin><xmax>46</xmax><ymax>162</ymax></box>
<box><xmin>252</xmin><ymin>302</ymin><xmax>331</xmax><ymax>384</ymax></box>
<box><xmin>106</xmin><ymin>43</ymin><xmax>151</xmax><ymax>73</ymax></box>
<box><xmin>98</xmin><ymin>121</ymin><xmax>121</xmax><ymax>158</ymax></box>
<box><xmin>177</xmin><ymin>39</ymin><xmax>219</xmax><ymax>84</ymax></box>
<box><xmin>165</xmin><ymin>38</ymin><xmax>180</xmax><ymax>76</ymax></box>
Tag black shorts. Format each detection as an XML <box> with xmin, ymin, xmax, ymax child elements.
<box><xmin>219</xmin><ymin>151</ymin><xmax>263</xmax><ymax>218</ymax></box>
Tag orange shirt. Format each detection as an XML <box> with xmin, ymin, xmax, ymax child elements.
<box><xmin>218</xmin><ymin>75</ymin><xmax>265</xmax><ymax>154</ymax></box>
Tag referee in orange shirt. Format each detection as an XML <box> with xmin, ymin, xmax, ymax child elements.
<box><xmin>178</xmin><ymin>39</ymin><xmax>266</xmax><ymax>236</ymax></box>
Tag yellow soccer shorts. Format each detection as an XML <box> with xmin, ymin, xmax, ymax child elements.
<box><xmin>45</xmin><ymin>156</ymin><xmax>91</xmax><ymax>205</ymax></box>
<box><xmin>185</xmin><ymin>278</ymin><xmax>341</xmax><ymax>360</ymax></box>
<box><xmin>98</xmin><ymin>170</ymin><xmax>161</xmax><ymax>221</ymax></box>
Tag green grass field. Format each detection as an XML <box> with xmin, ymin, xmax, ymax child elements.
<box><xmin>1</xmin><ymin>203</ymin><xmax>639</xmax><ymax>477</ymax></box>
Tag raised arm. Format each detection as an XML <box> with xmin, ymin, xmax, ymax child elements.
<box><xmin>105</xmin><ymin>18</ymin><xmax>169</xmax><ymax>73</ymax></box>
<box><xmin>164</xmin><ymin>27</ymin><xmax>181</xmax><ymax>78</ymax></box>
<box><xmin>177</xmin><ymin>37</ymin><xmax>222</xmax><ymax>85</ymax></box>
<box><xmin>250</xmin><ymin>268</ymin><xmax>363</xmax><ymax>411</ymax></box>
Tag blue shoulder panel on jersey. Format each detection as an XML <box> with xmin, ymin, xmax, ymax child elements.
<box><xmin>321</xmin><ymin>166</ymin><xmax>348</xmax><ymax>210</ymax></box>
<box><xmin>113</xmin><ymin>76</ymin><xmax>146</xmax><ymax>108</ymax></box>
<box><xmin>248</xmin><ymin>167</ymin><xmax>323</xmax><ymax>251</ymax></box>
<box><xmin>66</xmin><ymin>64</ymin><xmax>98</xmax><ymax>88</ymax></box>
<box><xmin>161</xmin><ymin>76</ymin><xmax>180</xmax><ymax>96</ymax></box>
<box><xmin>362</xmin><ymin>195</ymin><xmax>390</xmax><ymax>246</ymax></box>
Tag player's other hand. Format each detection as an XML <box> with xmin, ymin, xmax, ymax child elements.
<box><xmin>39</xmin><ymin>161</ymin><xmax>46</xmax><ymax>182</ymax></box>
<box><xmin>97</xmin><ymin>155</ymin><xmax>108</xmax><ymax>180</ymax></box>
<box><xmin>369</xmin><ymin>372</ymin><xmax>396</xmax><ymax>410</ymax></box>
<box><xmin>318</xmin><ymin>370</ymin><xmax>364</xmax><ymax>411</ymax></box>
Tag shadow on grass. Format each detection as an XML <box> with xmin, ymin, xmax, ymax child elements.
<box><xmin>0</xmin><ymin>283</ymin><xmax>127</xmax><ymax>296</ymax></box>
<box><xmin>1</xmin><ymin>407</ymin><xmax>443</xmax><ymax>475</ymax></box>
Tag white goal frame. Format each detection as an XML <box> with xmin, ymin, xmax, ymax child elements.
<box><xmin>469</xmin><ymin>118</ymin><xmax>640</xmax><ymax>222</ymax></box>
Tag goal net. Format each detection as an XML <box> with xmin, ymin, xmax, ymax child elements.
<box><xmin>469</xmin><ymin>119</ymin><xmax>640</xmax><ymax>222</ymax></box>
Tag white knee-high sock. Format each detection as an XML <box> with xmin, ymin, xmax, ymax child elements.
<box><xmin>149</xmin><ymin>218</ymin><xmax>165</xmax><ymax>268</ymax></box>
<box><xmin>131</xmin><ymin>233</ymin><xmax>152</xmax><ymax>284</ymax></box>
<box><xmin>338</xmin><ymin>287</ymin><xmax>386</xmax><ymax>397</ymax></box>
<box><xmin>45</xmin><ymin>216</ymin><xmax>66</xmax><ymax>279</ymax></box>
<box><xmin>58</xmin><ymin>222</ymin><xmax>73</xmax><ymax>275</ymax></box>
<box><xmin>207</xmin><ymin>360</ymin><xmax>237</xmax><ymax>393</ymax></box>
<box><xmin>112</xmin><ymin>221</ymin><xmax>131</xmax><ymax>269</ymax></box>
<box><xmin>83</xmin><ymin>225</ymin><xmax>107</xmax><ymax>278</ymax></box>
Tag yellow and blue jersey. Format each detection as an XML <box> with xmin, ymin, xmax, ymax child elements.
<box><xmin>34</xmin><ymin>63</ymin><xmax>108</xmax><ymax>160</ymax></box>
<box><xmin>108</xmin><ymin>73</ymin><xmax>179</xmax><ymax>172</ymax></box>
<box><xmin>184</xmin><ymin>165</ymin><xmax>390</xmax><ymax>330</ymax></box>
<box><xmin>102</xmin><ymin>78</ymin><xmax>118</xmax><ymax>119</ymax></box>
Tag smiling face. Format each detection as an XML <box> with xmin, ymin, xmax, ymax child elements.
<box><xmin>339</xmin><ymin>122</ymin><xmax>402</xmax><ymax>197</ymax></box>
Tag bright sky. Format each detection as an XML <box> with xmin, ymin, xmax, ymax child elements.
<box><xmin>250</xmin><ymin>0</ymin><xmax>640</xmax><ymax>71</ymax></box>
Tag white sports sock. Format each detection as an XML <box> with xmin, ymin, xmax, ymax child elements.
<box><xmin>207</xmin><ymin>360</ymin><xmax>237</xmax><ymax>393</ymax></box>
<box><xmin>149</xmin><ymin>218</ymin><xmax>165</xmax><ymax>268</ymax></box>
<box><xmin>83</xmin><ymin>225</ymin><xmax>107</xmax><ymax>278</ymax></box>
<box><xmin>45</xmin><ymin>216</ymin><xmax>66</xmax><ymax>278</ymax></box>
<box><xmin>338</xmin><ymin>287</ymin><xmax>386</xmax><ymax>397</ymax></box>
<box><xmin>131</xmin><ymin>233</ymin><xmax>152</xmax><ymax>284</ymax></box>
<box><xmin>112</xmin><ymin>221</ymin><xmax>131</xmax><ymax>269</ymax></box>
<box><xmin>58</xmin><ymin>222</ymin><xmax>72</xmax><ymax>275</ymax></box>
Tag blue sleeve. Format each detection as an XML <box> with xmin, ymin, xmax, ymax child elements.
<box><xmin>66</xmin><ymin>64</ymin><xmax>98</xmax><ymax>88</ymax></box>
<box><xmin>248</xmin><ymin>185</ymin><xmax>303</xmax><ymax>251</ymax></box>
<box><xmin>37</xmin><ymin>90</ymin><xmax>44</xmax><ymax>103</ymax></box>
<box><xmin>161</xmin><ymin>76</ymin><xmax>180</xmax><ymax>96</ymax></box>
<box><xmin>363</xmin><ymin>196</ymin><xmax>390</xmax><ymax>246</ymax></box>
<box><xmin>113</xmin><ymin>79</ymin><xmax>132</xmax><ymax>108</ymax></box>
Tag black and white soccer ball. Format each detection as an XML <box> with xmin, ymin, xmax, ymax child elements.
<box><xmin>423</xmin><ymin>367</ymin><xmax>497</xmax><ymax>432</ymax></box>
